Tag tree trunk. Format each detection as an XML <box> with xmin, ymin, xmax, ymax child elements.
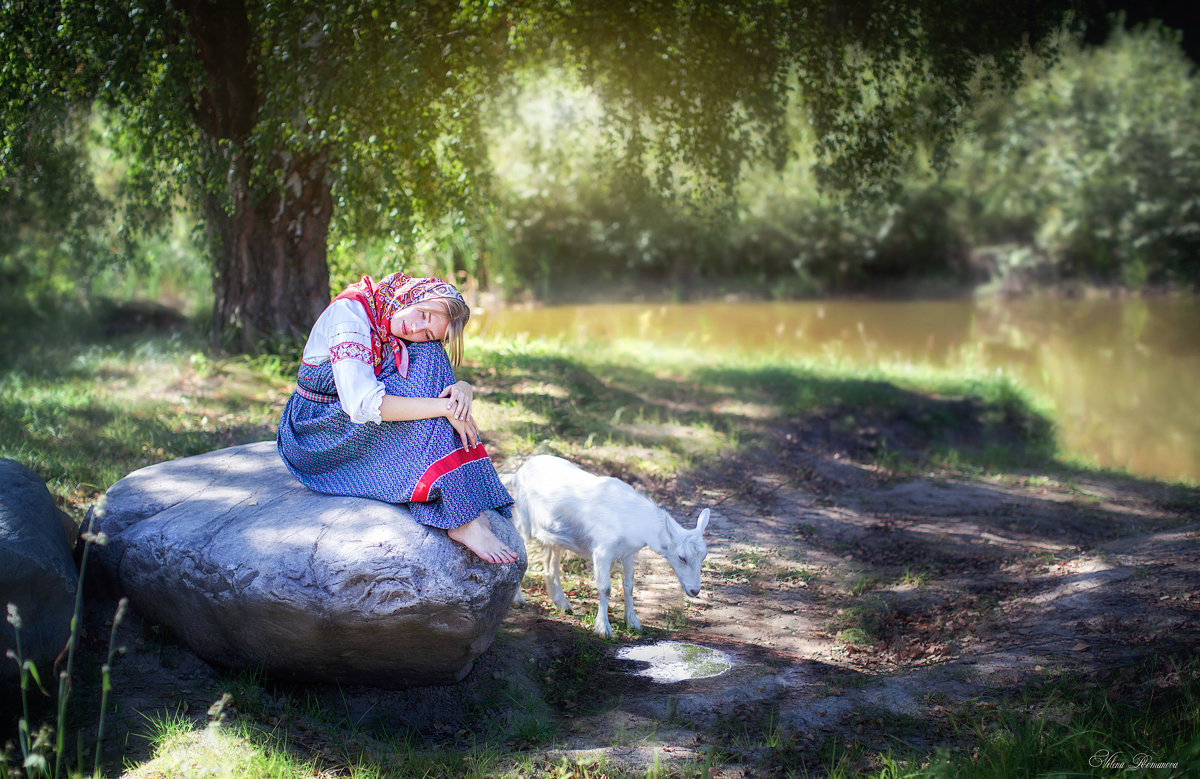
<box><xmin>206</xmin><ymin>151</ymin><xmax>333</xmax><ymax>352</ymax></box>
<box><xmin>178</xmin><ymin>0</ymin><xmax>333</xmax><ymax>352</ymax></box>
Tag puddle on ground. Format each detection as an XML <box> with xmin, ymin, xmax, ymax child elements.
<box><xmin>617</xmin><ymin>641</ymin><xmax>733</xmax><ymax>683</ymax></box>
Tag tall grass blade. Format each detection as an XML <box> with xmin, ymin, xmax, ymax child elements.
<box><xmin>94</xmin><ymin>597</ymin><xmax>128</xmax><ymax>777</ymax></box>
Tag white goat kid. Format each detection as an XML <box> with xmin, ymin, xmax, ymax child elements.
<box><xmin>505</xmin><ymin>454</ymin><xmax>711</xmax><ymax>638</ymax></box>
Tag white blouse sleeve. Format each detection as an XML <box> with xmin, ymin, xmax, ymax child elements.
<box><xmin>303</xmin><ymin>299</ymin><xmax>386</xmax><ymax>424</ymax></box>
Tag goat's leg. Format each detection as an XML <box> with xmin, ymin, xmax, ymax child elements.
<box><xmin>592</xmin><ymin>550</ymin><xmax>615</xmax><ymax>638</ymax></box>
<box><xmin>544</xmin><ymin>546</ymin><xmax>571</xmax><ymax>612</ymax></box>
<box><xmin>511</xmin><ymin>539</ymin><xmax>544</xmax><ymax>605</ymax></box>
<box><xmin>506</xmin><ymin>540</ymin><xmax>535</xmax><ymax>606</ymax></box>
<box><xmin>620</xmin><ymin>553</ymin><xmax>641</xmax><ymax>632</ymax></box>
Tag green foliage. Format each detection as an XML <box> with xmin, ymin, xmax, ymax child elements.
<box><xmin>480</xmin><ymin>21</ymin><xmax>1200</xmax><ymax>300</ymax></box>
<box><xmin>0</xmin><ymin>104</ymin><xmax>211</xmax><ymax>315</ymax></box>
<box><xmin>6</xmin><ymin>3</ymin><xmax>1196</xmax><ymax>330</ymax></box>
<box><xmin>833</xmin><ymin>595</ymin><xmax>891</xmax><ymax>646</ymax></box>
<box><xmin>2</xmin><ymin>0</ymin><xmax>1085</xmax><ymax>346</ymax></box>
<box><xmin>0</xmin><ymin>112</ymin><xmax>114</xmax><ymax>297</ymax></box>
<box><xmin>7</xmin><ymin>2</ymin><xmax>1194</xmax><ymax>327</ymax></box>
<box><xmin>949</xmin><ymin>21</ymin><xmax>1200</xmax><ymax>287</ymax></box>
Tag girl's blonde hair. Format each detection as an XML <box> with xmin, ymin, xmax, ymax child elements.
<box><xmin>415</xmin><ymin>296</ymin><xmax>470</xmax><ymax>367</ymax></box>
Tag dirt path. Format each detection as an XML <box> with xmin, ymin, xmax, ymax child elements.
<box><xmin>76</xmin><ymin>428</ymin><xmax>1199</xmax><ymax>777</ymax></box>
<box><xmin>686</xmin><ymin>450</ymin><xmax>1198</xmax><ymax>685</ymax></box>
<box><xmin>493</xmin><ymin>427</ymin><xmax>1199</xmax><ymax>774</ymax></box>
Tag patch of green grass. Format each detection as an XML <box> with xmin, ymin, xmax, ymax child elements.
<box><xmin>1159</xmin><ymin>485</ymin><xmax>1200</xmax><ymax>516</ymax></box>
<box><xmin>730</xmin><ymin>549</ymin><xmax>769</xmax><ymax>568</ymax></box>
<box><xmin>124</xmin><ymin>717</ymin><xmax>320</xmax><ymax>779</ymax></box>
<box><xmin>0</xmin><ymin>301</ymin><xmax>1148</xmax><ymax>535</ymax></box>
<box><xmin>704</xmin><ymin>705</ymin><xmax>808</xmax><ymax>775</ymax></box>
<box><xmin>897</xmin><ymin>565</ymin><xmax>931</xmax><ymax>586</ymax></box>
<box><xmin>661</xmin><ymin>603</ymin><xmax>692</xmax><ymax>631</ymax></box>
<box><xmin>851</xmin><ymin>575</ymin><xmax>883</xmax><ymax>595</ymax></box>
<box><xmin>691</xmin><ymin>356</ymin><xmax>1061</xmax><ymax>477</ymax></box>
<box><xmin>775</xmin><ymin>565</ymin><xmax>816</xmax><ymax>586</ymax></box>
<box><xmin>832</xmin><ymin>595</ymin><xmax>892</xmax><ymax>646</ymax></box>
<box><xmin>505</xmin><ymin>710</ymin><xmax>556</xmax><ymax>748</ymax></box>
<box><xmin>833</xmin><ymin>626</ymin><xmax>876</xmax><ymax>647</ymax></box>
<box><xmin>540</xmin><ymin>633</ymin><xmax>615</xmax><ymax>715</ymax></box>
<box><xmin>709</xmin><ymin>548</ymin><xmax>771</xmax><ymax>583</ymax></box>
<box><xmin>560</xmin><ymin>555</ymin><xmax>590</xmax><ymax>578</ymax></box>
<box><xmin>838</xmin><ymin>657</ymin><xmax>1200</xmax><ymax>778</ymax></box>
<box><xmin>504</xmin><ymin>754</ymin><xmax>632</xmax><ymax>778</ymax></box>
<box><xmin>137</xmin><ymin>707</ymin><xmax>196</xmax><ymax>749</ymax></box>
<box><xmin>218</xmin><ymin>669</ymin><xmax>269</xmax><ymax>719</ymax></box>
<box><xmin>0</xmin><ymin>325</ymin><xmax>289</xmax><ymax>520</ymax></box>
<box><xmin>479</xmin><ymin>333</ymin><xmax>1067</xmax><ymax>486</ymax></box>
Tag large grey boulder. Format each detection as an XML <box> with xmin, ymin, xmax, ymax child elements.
<box><xmin>1</xmin><ymin>459</ymin><xmax>78</xmax><ymax>686</ymax></box>
<box><xmin>88</xmin><ymin>441</ymin><xmax>526</xmax><ymax>686</ymax></box>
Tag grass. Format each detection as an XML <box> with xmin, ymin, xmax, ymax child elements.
<box><xmin>896</xmin><ymin>566</ymin><xmax>930</xmax><ymax>587</ymax></box>
<box><xmin>660</xmin><ymin>604</ymin><xmax>692</xmax><ymax>631</ymax></box>
<box><xmin>2</xmin><ymin>301</ymin><xmax>1195</xmax><ymax>777</ymax></box>
<box><xmin>832</xmin><ymin>595</ymin><xmax>892</xmax><ymax>647</ymax></box>
<box><xmin>869</xmin><ymin>659</ymin><xmax>1200</xmax><ymax>778</ymax></box>
<box><xmin>707</xmin><ymin>549</ymin><xmax>770</xmax><ymax>584</ymax></box>
<box><xmin>0</xmin><ymin>327</ymin><xmax>290</xmax><ymax>519</ymax></box>
<box><xmin>699</xmin><ymin>659</ymin><xmax>1200</xmax><ymax>779</ymax></box>
<box><xmin>122</xmin><ymin>714</ymin><xmax>321</xmax><ymax>779</ymax></box>
<box><xmin>0</xmin><ymin>299</ymin><xmax>1065</xmax><ymax>521</ymax></box>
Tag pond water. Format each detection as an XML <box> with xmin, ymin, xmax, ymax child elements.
<box><xmin>475</xmin><ymin>296</ymin><xmax>1200</xmax><ymax>484</ymax></box>
<box><xmin>617</xmin><ymin>641</ymin><xmax>734</xmax><ymax>683</ymax></box>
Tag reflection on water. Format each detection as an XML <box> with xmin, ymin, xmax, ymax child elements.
<box><xmin>617</xmin><ymin>641</ymin><xmax>733</xmax><ymax>682</ymax></box>
<box><xmin>475</xmin><ymin>297</ymin><xmax>1200</xmax><ymax>484</ymax></box>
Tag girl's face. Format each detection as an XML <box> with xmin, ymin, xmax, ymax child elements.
<box><xmin>390</xmin><ymin>303</ymin><xmax>450</xmax><ymax>343</ymax></box>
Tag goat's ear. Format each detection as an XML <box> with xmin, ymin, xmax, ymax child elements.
<box><xmin>695</xmin><ymin>508</ymin><xmax>711</xmax><ymax>534</ymax></box>
<box><xmin>661</xmin><ymin>508</ymin><xmax>680</xmax><ymax>537</ymax></box>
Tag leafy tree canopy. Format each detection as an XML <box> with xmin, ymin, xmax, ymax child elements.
<box><xmin>0</xmin><ymin>0</ymin><xmax>1142</xmax><ymax>348</ymax></box>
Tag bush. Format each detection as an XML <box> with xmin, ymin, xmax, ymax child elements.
<box><xmin>949</xmin><ymin>21</ymin><xmax>1200</xmax><ymax>288</ymax></box>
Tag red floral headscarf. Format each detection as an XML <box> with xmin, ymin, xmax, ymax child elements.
<box><xmin>332</xmin><ymin>272</ymin><xmax>468</xmax><ymax>378</ymax></box>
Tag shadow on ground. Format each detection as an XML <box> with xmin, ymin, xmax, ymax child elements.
<box><xmin>13</xmin><ymin>352</ymin><xmax>1198</xmax><ymax>777</ymax></box>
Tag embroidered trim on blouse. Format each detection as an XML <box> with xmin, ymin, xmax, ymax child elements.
<box><xmin>329</xmin><ymin>341</ymin><xmax>372</xmax><ymax>366</ymax></box>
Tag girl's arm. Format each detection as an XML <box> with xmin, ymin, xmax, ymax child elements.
<box><xmin>379</xmin><ymin>394</ymin><xmax>479</xmax><ymax>450</ymax></box>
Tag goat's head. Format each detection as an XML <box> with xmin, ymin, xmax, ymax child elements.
<box><xmin>665</xmin><ymin>508</ymin><xmax>711</xmax><ymax>598</ymax></box>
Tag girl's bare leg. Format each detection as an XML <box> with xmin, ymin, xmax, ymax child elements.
<box><xmin>448</xmin><ymin>512</ymin><xmax>518</xmax><ymax>564</ymax></box>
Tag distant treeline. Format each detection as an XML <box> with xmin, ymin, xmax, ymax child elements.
<box><xmin>3</xmin><ymin>24</ymin><xmax>1198</xmax><ymax>315</ymax></box>
<box><xmin>417</xmin><ymin>23</ymin><xmax>1198</xmax><ymax>302</ymax></box>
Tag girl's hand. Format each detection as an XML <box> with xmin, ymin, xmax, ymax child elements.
<box><xmin>439</xmin><ymin>380</ymin><xmax>474</xmax><ymax>420</ymax></box>
<box><xmin>447</xmin><ymin>413</ymin><xmax>480</xmax><ymax>451</ymax></box>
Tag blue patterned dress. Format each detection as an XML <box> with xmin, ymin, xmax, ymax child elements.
<box><xmin>276</xmin><ymin>342</ymin><xmax>513</xmax><ymax>529</ymax></box>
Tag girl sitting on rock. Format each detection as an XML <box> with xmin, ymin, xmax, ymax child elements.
<box><xmin>277</xmin><ymin>271</ymin><xmax>518</xmax><ymax>564</ymax></box>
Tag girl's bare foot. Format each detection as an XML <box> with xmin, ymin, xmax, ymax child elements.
<box><xmin>447</xmin><ymin>513</ymin><xmax>518</xmax><ymax>564</ymax></box>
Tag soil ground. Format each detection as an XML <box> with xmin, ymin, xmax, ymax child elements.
<box><xmin>50</xmin><ymin>420</ymin><xmax>1200</xmax><ymax>777</ymax></box>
